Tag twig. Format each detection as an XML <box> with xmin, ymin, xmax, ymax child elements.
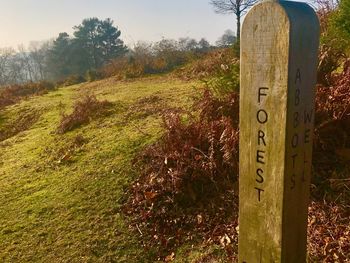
<box><xmin>191</xmin><ymin>147</ymin><xmax>210</xmax><ymax>159</ymax></box>
<box><xmin>136</xmin><ymin>224</ymin><xmax>143</xmax><ymax>236</ymax></box>
<box><xmin>328</xmin><ymin>178</ymin><xmax>350</xmax><ymax>182</ymax></box>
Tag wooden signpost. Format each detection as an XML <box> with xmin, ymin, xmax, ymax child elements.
<box><xmin>238</xmin><ymin>0</ymin><xmax>319</xmax><ymax>262</ymax></box>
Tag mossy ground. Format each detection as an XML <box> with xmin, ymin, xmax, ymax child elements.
<box><xmin>0</xmin><ymin>76</ymin><xmax>220</xmax><ymax>262</ymax></box>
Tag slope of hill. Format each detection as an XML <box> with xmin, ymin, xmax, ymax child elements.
<box><xmin>1</xmin><ymin>66</ymin><xmax>349</xmax><ymax>262</ymax></box>
<box><xmin>0</xmin><ymin>76</ymin><xmax>201</xmax><ymax>262</ymax></box>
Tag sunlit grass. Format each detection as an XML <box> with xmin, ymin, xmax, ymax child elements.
<box><xmin>0</xmin><ymin>76</ymin><xmax>207</xmax><ymax>262</ymax></box>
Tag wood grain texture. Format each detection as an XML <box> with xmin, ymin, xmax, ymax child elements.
<box><xmin>238</xmin><ymin>1</ymin><xmax>319</xmax><ymax>262</ymax></box>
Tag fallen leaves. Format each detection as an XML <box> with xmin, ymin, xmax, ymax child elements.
<box><xmin>122</xmin><ymin>62</ymin><xmax>350</xmax><ymax>261</ymax></box>
<box><xmin>164</xmin><ymin>252</ymin><xmax>175</xmax><ymax>262</ymax></box>
<box><xmin>308</xmin><ymin>202</ymin><xmax>350</xmax><ymax>262</ymax></box>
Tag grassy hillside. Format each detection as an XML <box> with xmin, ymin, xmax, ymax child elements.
<box><xmin>0</xmin><ymin>76</ymin><xmax>204</xmax><ymax>262</ymax></box>
<box><xmin>1</xmin><ymin>69</ymin><xmax>349</xmax><ymax>262</ymax></box>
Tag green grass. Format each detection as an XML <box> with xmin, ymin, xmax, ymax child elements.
<box><xmin>0</xmin><ymin>76</ymin><xmax>213</xmax><ymax>262</ymax></box>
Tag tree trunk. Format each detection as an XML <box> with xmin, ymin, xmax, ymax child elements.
<box><xmin>236</xmin><ymin>12</ymin><xmax>241</xmax><ymax>42</ymax></box>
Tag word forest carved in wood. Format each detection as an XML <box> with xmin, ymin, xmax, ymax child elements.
<box><xmin>238</xmin><ymin>0</ymin><xmax>319</xmax><ymax>262</ymax></box>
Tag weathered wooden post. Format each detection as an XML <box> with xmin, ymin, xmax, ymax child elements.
<box><xmin>238</xmin><ymin>0</ymin><xmax>319</xmax><ymax>262</ymax></box>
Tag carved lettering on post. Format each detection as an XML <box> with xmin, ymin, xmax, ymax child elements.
<box><xmin>238</xmin><ymin>1</ymin><xmax>319</xmax><ymax>262</ymax></box>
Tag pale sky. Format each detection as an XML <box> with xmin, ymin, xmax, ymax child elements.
<box><xmin>0</xmin><ymin>0</ymin><xmax>238</xmax><ymax>49</ymax></box>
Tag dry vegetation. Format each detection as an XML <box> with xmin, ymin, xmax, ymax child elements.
<box><xmin>0</xmin><ymin>108</ymin><xmax>42</xmax><ymax>142</ymax></box>
<box><xmin>0</xmin><ymin>81</ymin><xmax>55</xmax><ymax>110</ymax></box>
<box><xmin>57</xmin><ymin>95</ymin><xmax>114</xmax><ymax>134</ymax></box>
<box><xmin>175</xmin><ymin>48</ymin><xmax>238</xmax><ymax>80</ymax></box>
<box><xmin>313</xmin><ymin>59</ymin><xmax>350</xmax><ymax>203</ymax></box>
<box><xmin>0</xmin><ymin>45</ymin><xmax>349</xmax><ymax>262</ymax></box>
<box><xmin>123</xmin><ymin>54</ymin><xmax>350</xmax><ymax>261</ymax></box>
<box><xmin>123</xmin><ymin>90</ymin><xmax>240</xmax><ymax>260</ymax></box>
<box><xmin>1</xmin><ymin>3</ymin><xmax>350</xmax><ymax>260</ymax></box>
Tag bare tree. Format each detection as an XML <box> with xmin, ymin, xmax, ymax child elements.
<box><xmin>0</xmin><ymin>48</ymin><xmax>16</xmax><ymax>85</ymax></box>
<box><xmin>0</xmin><ymin>44</ymin><xmax>49</xmax><ymax>86</ymax></box>
<box><xmin>29</xmin><ymin>41</ymin><xmax>52</xmax><ymax>81</ymax></box>
<box><xmin>18</xmin><ymin>45</ymin><xmax>35</xmax><ymax>82</ymax></box>
<box><xmin>210</xmin><ymin>0</ymin><xmax>258</xmax><ymax>41</ymax></box>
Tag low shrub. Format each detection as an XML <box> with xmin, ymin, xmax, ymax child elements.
<box><xmin>99</xmin><ymin>40</ymin><xmax>207</xmax><ymax>80</ymax></box>
<box><xmin>58</xmin><ymin>75</ymin><xmax>86</xmax><ymax>87</ymax></box>
<box><xmin>202</xmin><ymin>61</ymin><xmax>240</xmax><ymax>96</ymax></box>
<box><xmin>313</xmin><ymin>58</ymin><xmax>350</xmax><ymax>202</ymax></box>
<box><xmin>124</xmin><ymin>61</ymin><xmax>350</xmax><ymax>260</ymax></box>
<box><xmin>0</xmin><ymin>81</ymin><xmax>55</xmax><ymax>110</ymax></box>
<box><xmin>99</xmin><ymin>57</ymin><xmax>140</xmax><ymax>80</ymax></box>
<box><xmin>0</xmin><ymin>108</ymin><xmax>41</xmax><ymax>141</ymax></box>
<box><xmin>176</xmin><ymin>48</ymin><xmax>237</xmax><ymax>80</ymax></box>
<box><xmin>317</xmin><ymin>44</ymin><xmax>346</xmax><ymax>86</ymax></box>
<box><xmin>176</xmin><ymin>48</ymin><xmax>240</xmax><ymax>95</ymax></box>
<box><xmin>57</xmin><ymin>95</ymin><xmax>113</xmax><ymax>133</ymax></box>
<box><xmin>123</xmin><ymin>90</ymin><xmax>240</xmax><ymax>259</ymax></box>
<box><xmin>99</xmin><ymin>54</ymin><xmax>192</xmax><ymax>80</ymax></box>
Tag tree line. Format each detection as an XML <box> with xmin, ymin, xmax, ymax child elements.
<box><xmin>0</xmin><ymin>17</ymin><xmax>236</xmax><ymax>86</ymax></box>
<box><xmin>0</xmin><ymin>18</ymin><xmax>127</xmax><ymax>85</ymax></box>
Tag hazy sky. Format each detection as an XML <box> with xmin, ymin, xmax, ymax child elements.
<box><xmin>0</xmin><ymin>0</ymin><xmax>238</xmax><ymax>49</ymax></box>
